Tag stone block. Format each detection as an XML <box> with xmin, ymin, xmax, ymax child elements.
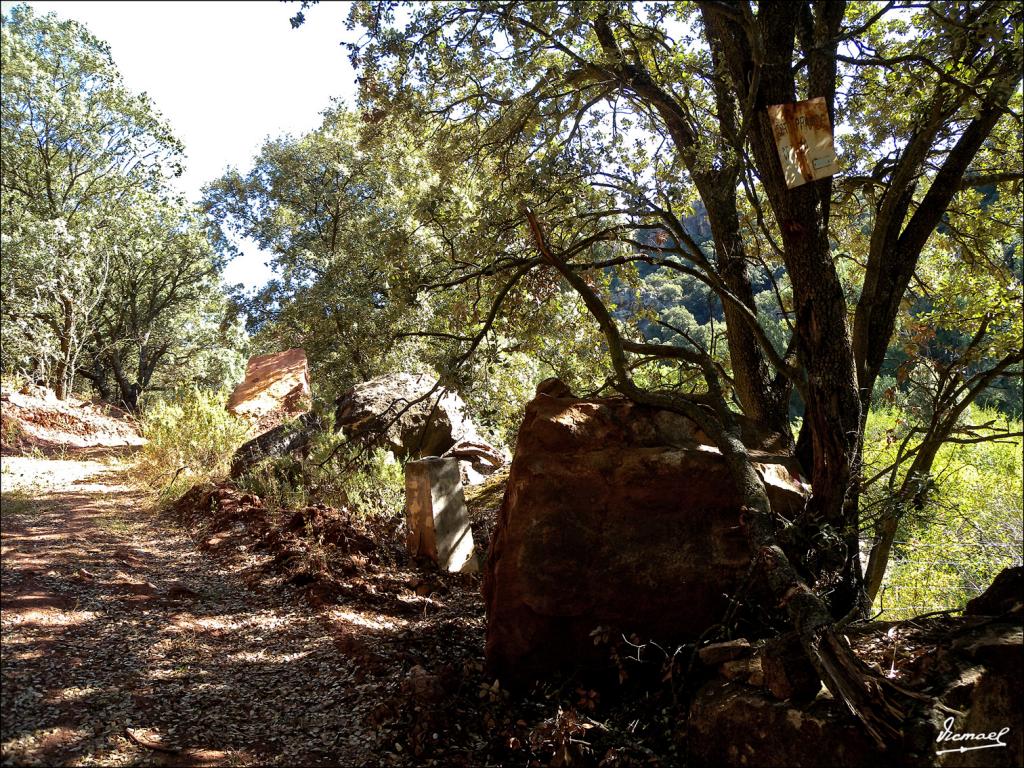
<box><xmin>405</xmin><ymin>457</ymin><xmax>478</xmax><ymax>573</ymax></box>
<box><xmin>226</xmin><ymin>348</ymin><xmax>311</xmax><ymax>423</ymax></box>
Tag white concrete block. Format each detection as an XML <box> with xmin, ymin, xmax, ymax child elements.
<box><xmin>405</xmin><ymin>457</ymin><xmax>478</xmax><ymax>573</ymax></box>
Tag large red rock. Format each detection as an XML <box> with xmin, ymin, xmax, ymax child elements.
<box><xmin>482</xmin><ymin>389</ymin><xmax>808</xmax><ymax>682</ymax></box>
<box><xmin>226</xmin><ymin>349</ymin><xmax>311</xmax><ymax>430</ymax></box>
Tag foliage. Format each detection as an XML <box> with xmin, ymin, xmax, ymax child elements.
<box><xmin>862</xmin><ymin>406</ymin><xmax>1023</xmax><ymax>618</ymax></box>
<box><xmin>204</xmin><ymin>107</ymin><xmax>435</xmax><ymax>397</ymax></box>
<box><xmin>236</xmin><ymin>427</ymin><xmax>406</xmax><ymax>522</ymax></box>
<box><xmin>82</xmin><ymin>196</ymin><xmax>247</xmax><ymax>410</ymax></box>
<box><xmin>204</xmin><ymin>105</ymin><xmax>612</xmax><ymax>411</ymax></box>
<box><xmin>459</xmin><ymin>348</ymin><xmax>543</xmax><ymax>448</ymax></box>
<box><xmin>0</xmin><ymin>5</ymin><xmax>242</xmax><ymax>406</ymax></box>
<box><xmin>320</xmin><ymin>0</ymin><xmax>1023</xmax><ymax>619</ymax></box>
<box><xmin>134</xmin><ymin>388</ymin><xmax>250</xmax><ymax>500</ymax></box>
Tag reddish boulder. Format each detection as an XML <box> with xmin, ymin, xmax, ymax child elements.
<box><xmin>964</xmin><ymin>566</ymin><xmax>1023</xmax><ymax>617</ymax></box>
<box><xmin>226</xmin><ymin>349</ymin><xmax>311</xmax><ymax>431</ymax></box>
<box><xmin>482</xmin><ymin>390</ymin><xmax>808</xmax><ymax>682</ymax></box>
<box><xmin>688</xmin><ymin>680</ymin><xmax>877</xmax><ymax>768</ymax></box>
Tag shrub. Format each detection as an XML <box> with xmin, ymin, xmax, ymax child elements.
<box><xmin>236</xmin><ymin>426</ymin><xmax>405</xmax><ymax>522</ymax></box>
<box><xmin>135</xmin><ymin>387</ymin><xmax>250</xmax><ymax>500</ymax></box>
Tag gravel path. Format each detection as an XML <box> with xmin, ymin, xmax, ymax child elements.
<box><xmin>1</xmin><ymin>451</ymin><xmax>368</xmax><ymax>767</ymax></box>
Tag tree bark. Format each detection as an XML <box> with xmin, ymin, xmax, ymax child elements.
<box><xmin>591</xmin><ymin>12</ymin><xmax>793</xmax><ymax>439</ymax></box>
<box><xmin>54</xmin><ymin>293</ymin><xmax>76</xmax><ymax>400</ymax></box>
<box><xmin>702</xmin><ymin>1</ymin><xmax>863</xmax><ymax>612</ymax></box>
<box><xmin>852</xmin><ymin>55</ymin><xmax>1022</xmax><ymax>406</ymax></box>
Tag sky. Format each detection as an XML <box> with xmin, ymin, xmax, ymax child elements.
<box><xmin>4</xmin><ymin>1</ymin><xmax>361</xmax><ymax>287</ymax></box>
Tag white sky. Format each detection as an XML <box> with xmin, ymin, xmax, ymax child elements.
<box><xmin>4</xmin><ymin>0</ymin><xmax>360</xmax><ymax>288</ymax></box>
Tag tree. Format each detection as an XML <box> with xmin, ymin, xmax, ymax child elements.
<box><xmin>859</xmin><ymin>212</ymin><xmax>1023</xmax><ymax>601</ymax></box>
<box><xmin>204</xmin><ymin>105</ymin><xmax>613</xmax><ymax>410</ymax></box>
<box><xmin>1</xmin><ymin>5</ymin><xmax>238</xmax><ymax>406</ymax></box>
<box><xmin>203</xmin><ymin>108</ymin><xmax>431</xmax><ymax>395</ymax></box>
<box><xmin>78</xmin><ymin>195</ymin><xmax>235</xmax><ymax>411</ymax></box>
<box><xmin>307</xmin><ymin>0</ymin><xmax>1023</xmax><ymax>744</ymax></box>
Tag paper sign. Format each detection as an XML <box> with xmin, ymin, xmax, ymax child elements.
<box><xmin>767</xmin><ymin>97</ymin><xmax>840</xmax><ymax>189</ymax></box>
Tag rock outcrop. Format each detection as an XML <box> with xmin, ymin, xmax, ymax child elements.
<box><xmin>482</xmin><ymin>386</ymin><xmax>808</xmax><ymax>682</ymax></box>
<box><xmin>334</xmin><ymin>373</ymin><xmax>481</xmax><ymax>458</ymax></box>
<box><xmin>226</xmin><ymin>349</ymin><xmax>311</xmax><ymax>435</ymax></box>
<box><xmin>1</xmin><ymin>386</ymin><xmax>145</xmax><ymax>451</ymax></box>
<box><xmin>334</xmin><ymin>373</ymin><xmax>506</xmax><ymax>484</ymax></box>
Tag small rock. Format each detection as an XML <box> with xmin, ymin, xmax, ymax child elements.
<box><xmin>720</xmin><ymin>656</ymin><xmax>763</xmax><ymax>687</ymax></box>
<box><xmin>759</xmin><ymin>634</ymin><xmax>821</xmax><ymax>702</ymax></box>
<box><xmin>698</xmin><ymin>639</ymin><xmax>754</xmax><ymax>666</ymax></box>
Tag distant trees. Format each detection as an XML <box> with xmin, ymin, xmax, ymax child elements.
<box><xmin>1</xmin><ymin>5</ymin><xmax>239</xmax><ymax>407</ymax></box>
<box><xmin>204</xmin><ymin>106</ymin><xmax>610</xmax><ymax>414</ymax></box>
<box><xmin>203</xmin><ymin>109</ymin><xmax>430</xmax><ymax>396</ymax></box>
<box><xmin>81</xmin><ymin>196</ymin><xmax>233</xmax><ymax>411</ymax></box>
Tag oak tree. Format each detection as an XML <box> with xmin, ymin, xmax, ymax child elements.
<box><xmin>320</xmin><ymin>0</ymin><xmax>1023</xmax><ymax>744</ymax></box>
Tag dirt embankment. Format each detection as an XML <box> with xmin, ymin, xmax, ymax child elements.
<box><xmin>1</xmin><ymin>385</ymin><xmax>145</xmax><ymax>453</ymax></box>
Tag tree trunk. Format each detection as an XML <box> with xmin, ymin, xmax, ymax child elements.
<box><xmin>702</xmin><ymin>2</ymin><xmax>863</xmax><ymax>613</ymax></box>
<box><xmin>107</xmin><ymin>349</ymin><xmax>140</xmax><ymax>412</ymax></box>
<box><xmin>54</xmin><ymin>294</ymin><xmax>76</xmax><ymax>400</ymax></box>
<box><xmin>707</xmin><ymin>195</ymin><xmax>794</xmax><ymax>439</ymax></box>
<box><xmin>590</xmin><ymin>12</ymin><xmax>793</xmax><ymax>441</ymax></box>
<box><xmin>863</xmin><ymin>436</ymin><xmax>943</xmax><ymax>602</ymax></box>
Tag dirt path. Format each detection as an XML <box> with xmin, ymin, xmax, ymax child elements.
<box><xmin>1</xmin><ymin>450</ymin><xmax>371</xmax><ymax>767</ymax></box>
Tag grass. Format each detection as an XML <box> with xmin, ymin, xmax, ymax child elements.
<box><xmin>0</xmin><ymin>489</ymin><xmax>42</xmax><ymax>518</ymax></box>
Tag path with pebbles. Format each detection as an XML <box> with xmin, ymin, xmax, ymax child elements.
<box><xmin>1</xmin><ymin>450</ymin><xmax>371</xmax><ymax>767</ymax></box>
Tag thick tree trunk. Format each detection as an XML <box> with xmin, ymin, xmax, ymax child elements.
<box><xmin>703</xmin><ymin>2</ymin><xmax>863</xmax><ymax>613</ymax></box>
<box><xmin>706</xmin><ymin>196</ymin><xmax>794</xmax><ymax>439</ymax></box>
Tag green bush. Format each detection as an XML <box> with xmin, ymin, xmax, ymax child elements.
<box><xmin>236</xmin><ymin>427</ymin><xmax>405</xmax><ymax>521</ymax></box>
<box><xmin>135</xmin><ymin>387</ymin><xmax>250</xmax><ymax>500</ymax></box>
<box><xmin>462</xmin><ymin>350</ymin><xmax>541</xmax><ymax>449</ymax></box>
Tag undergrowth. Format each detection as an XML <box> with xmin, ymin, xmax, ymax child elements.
<box><xmin>134</xmin><ymin>387</ymin><xmax>250</xmax><ymax>500</ymax></box>
<box><xmin>235</xmin><ymin>426</ymin><xmax>405</xmax><ymax>522</ymax></box>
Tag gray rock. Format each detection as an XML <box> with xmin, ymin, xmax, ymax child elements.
<box><xmin>230</xmin><ymin>411</ymin><xmax>324</xmax><ymax>479</ymax></box>
<box><xmin>334</xmin><ymin>373</ymin><xmax>484</xmax><ymax>458</ymax></box>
